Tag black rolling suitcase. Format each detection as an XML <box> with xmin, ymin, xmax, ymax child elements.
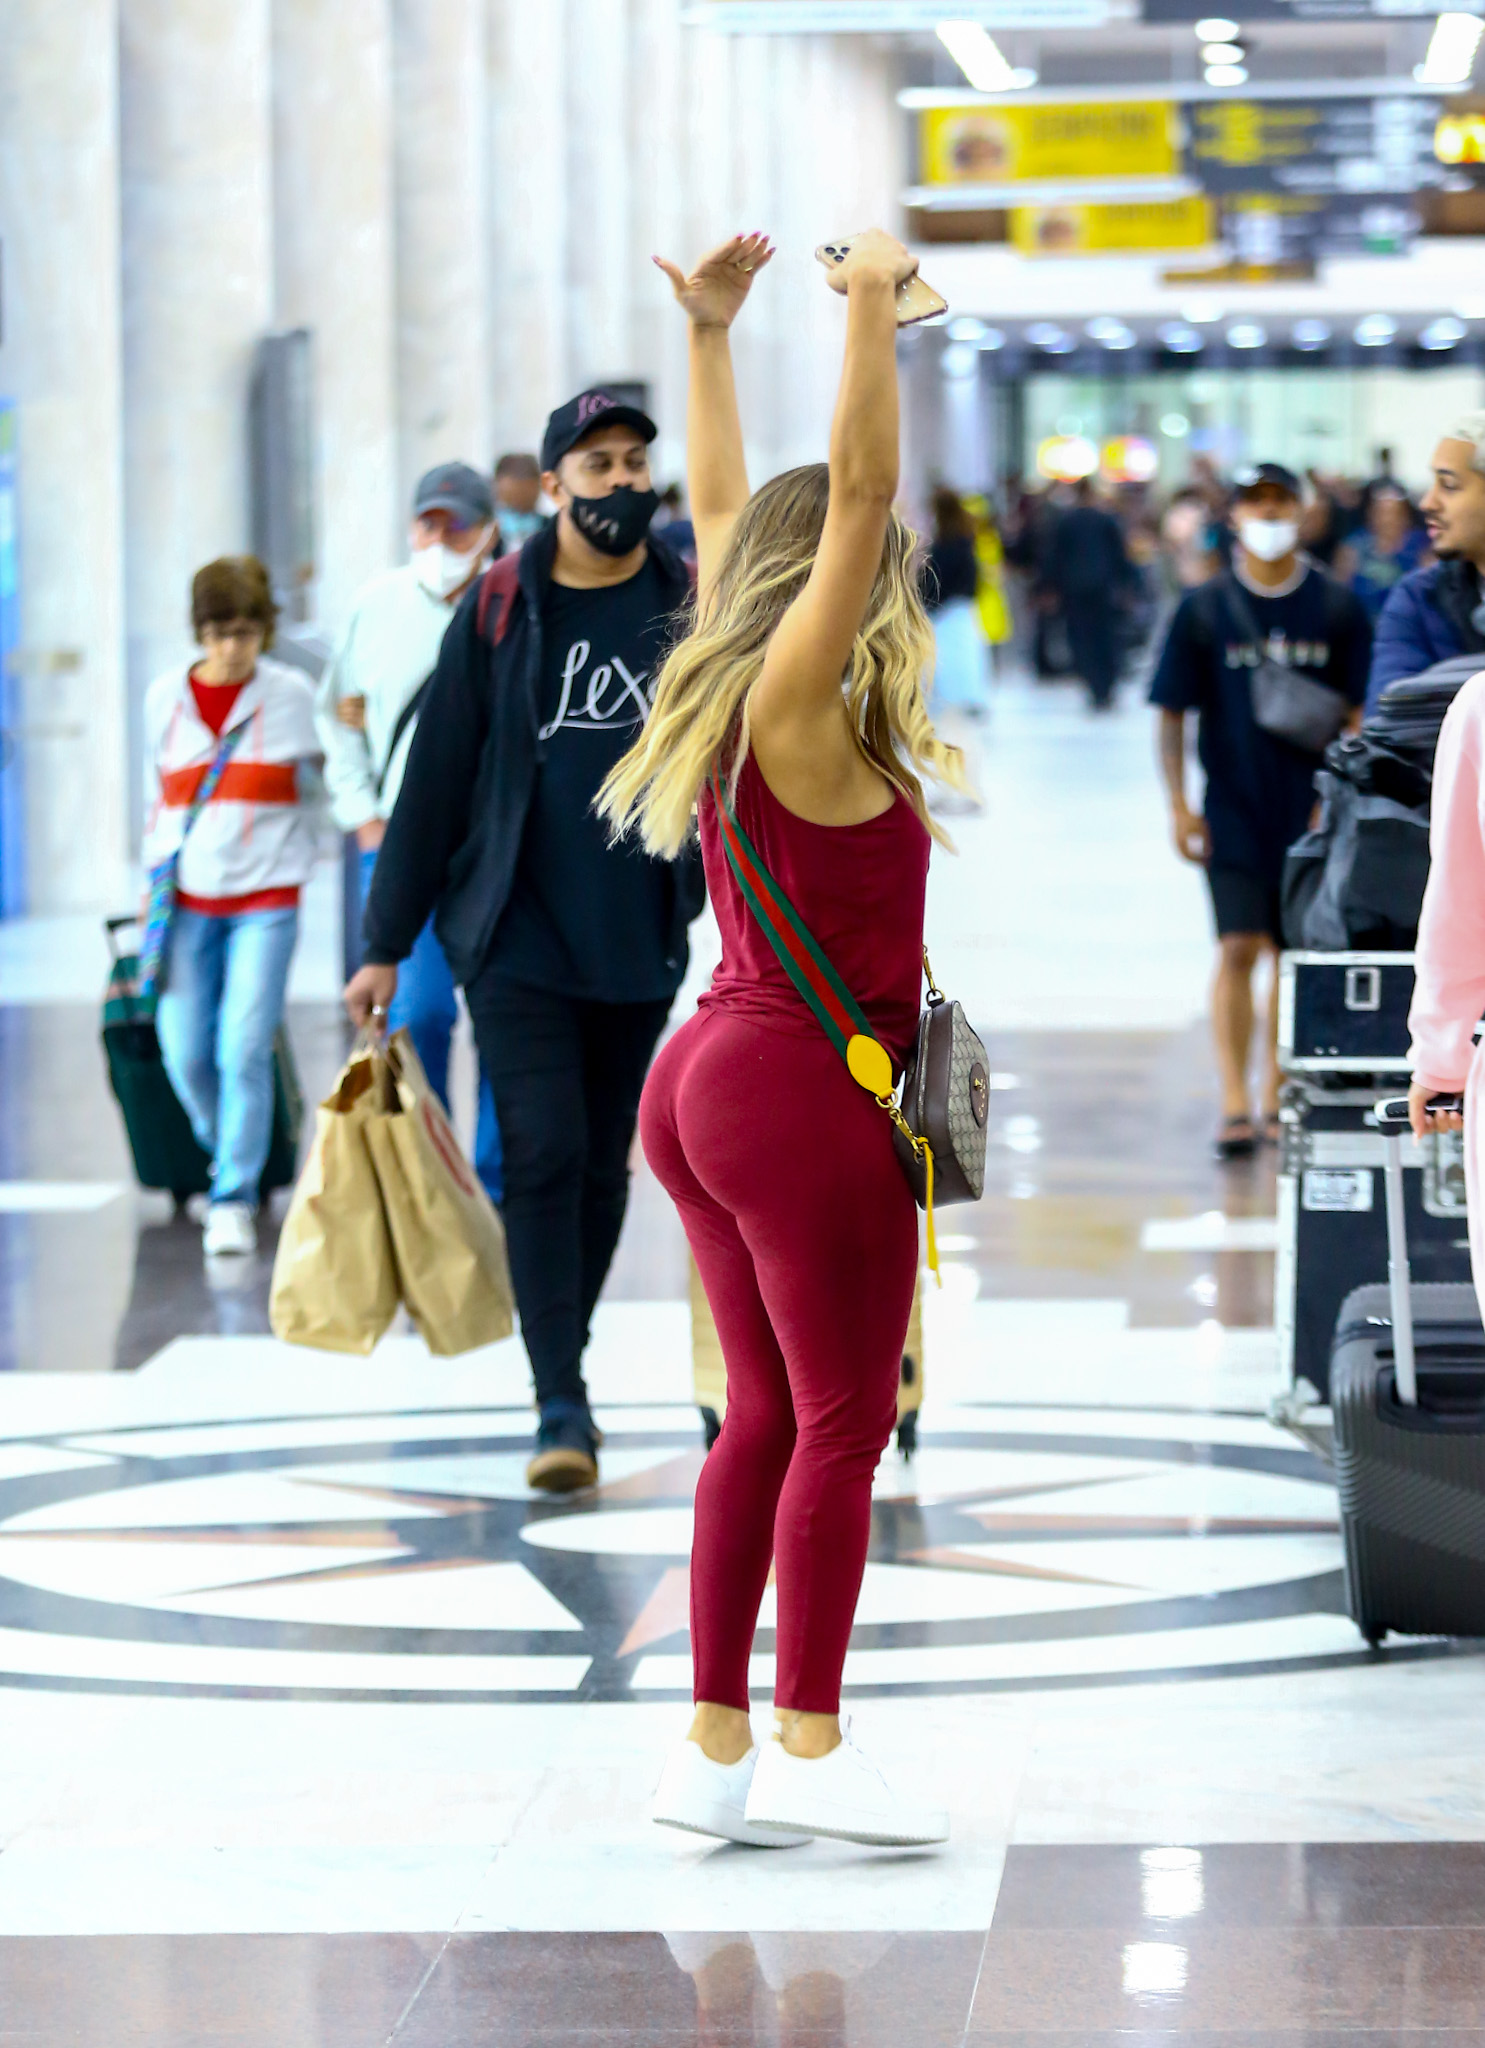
<box><xmin>1331</xmin><ymin>1094</ymin><xmax>1485</xmax><ymax>1645</ymax></box>
<box><xmin>101</xmin><ymin>916</ymin><xmax>304</xmax><ymax>1207</ymax></box>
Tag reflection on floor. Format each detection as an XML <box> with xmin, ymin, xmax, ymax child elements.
<box><xmin>0</xmin><ymin>682</ymin><xmax>1479</xmax><ymax>2042</ymax></box>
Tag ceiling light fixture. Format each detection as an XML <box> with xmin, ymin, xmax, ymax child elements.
<box><xmin>1292</xmin><ymin>318</ymin><xmax>1331</xmax><ymax>350</ymax></box>
<box><xmin>1201</xmin><ymin>42</ymin><xmax>1244</xmax><ymax>62</ymax></box>
<box><xmin>1226</xmin><ymin>321</ymin><xmax>1267</xmax><ymax>349</ymax></box>
<box><xmin>935</xmin><ymin>19</ymin><xmax>1036</xmax><ymax>93</ymax></box>
<box><xmin>1204</xmin><ymin>62</ymin><xmax>1249</xmax><ymax>85</ymax></box>
<box><xmin>1158</xmin><ymin>323</ymin><xmax>1204</xmax><ymax>353</ymax></box>
<box><xmin>1421</xmin><ymin>316</ymin><xmax>1467</xmax><ymax>349</ymax></box>
<box><xmin>1354</xmin><ymin>313</ymin><xmax>1397</xmax><ymax>346</ymax></box>
<box><xmin>1416</xmin><ymin>11</ymin><xmax>1485</xmax><ymax>85</ymax></box>
<box><xmin>1086</xmin><ymin>316</ymin><xmax>1137</xmax><ymax>349</ymax></box>
<box><xmin>1194</xmin><ymin>16</ymin><xmax>1240</xmax><ymax>37</ymax></box>
<box><xmin>1027</xmin><ymin>321</ymin><xmax>1076</xmax><ymax>353</ymax></box>
<box><xmin>977</xmin><ymin>327</ymin><xmax>1007</xmax><ymax>350</ymax></box>
<box><xmin>947</xmin><ymin>316</ymin><xmax>989</xmax><ymax>342</ymax></box>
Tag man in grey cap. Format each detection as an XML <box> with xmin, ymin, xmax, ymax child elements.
<box><xmin>315</xmin><ymin>460</ymin><xmax>503</xmax><ymax>1199</ymax></box>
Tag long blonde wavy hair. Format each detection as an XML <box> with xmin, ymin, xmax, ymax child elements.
<box><xmin>596</xmin><ymin>463</ymin><xmax>964</xmax><ymax>858</ymax></box>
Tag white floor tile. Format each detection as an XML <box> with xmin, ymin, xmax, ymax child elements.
<box><xmin>1142</xmin><ymin>1213</ymin><xmax>1281</xmax><ymax>1252</ymax></box>
<box><xmin>0</xmin><ymin>1843</ymin><xmax>497</xmax><ymax>1935</ymax></box>
<box><xmin>0</xmin><ymin>1182</ymin><xmax>126</xmax><ymax>1213</ymax></box>
<box><xmin>0</xmin><ymin>1624</ymin><xmax>588</xmax><ymax>1693</ymax></box>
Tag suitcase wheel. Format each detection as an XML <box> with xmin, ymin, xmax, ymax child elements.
<box><xmin>1362</xmin><ymin>1626</ymin><xmax>1387</xmax><ymax>1650</ymax></box>
<box><xmin>699</xmin><ymin>1406</ymin><xmax>723</xmax><ymax>1452</ymax></box>
<box><xmin>170</xmin><ymin>1190</ymin><xmax>193</xmax><ymax>1214</ymax></box>
<box><xmin>896</xmin><ymin>1408</ymin><xmax>919</xmax><ymax>1459</ymax></box>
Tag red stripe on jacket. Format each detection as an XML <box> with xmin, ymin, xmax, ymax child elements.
<box><xmin>159</xmin><ymin>760</ymin><xmax>298</xmax><ymax>808</ymax></box>
<box><xmin>175</xmin><ymin>885</ymin><xmax>301</xmax><ymax>918</ymax></box>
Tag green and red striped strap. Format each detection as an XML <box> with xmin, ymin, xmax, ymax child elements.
<box><xmin>709</xmin><ymin>768</ymin><xmax>886</xmax><ymax>1076</ymax></box>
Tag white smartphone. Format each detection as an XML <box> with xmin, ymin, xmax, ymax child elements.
<box><xmin>814</xmin><ymin>238</ymin><xmax>948</xmax><ymax>327</ymax></box>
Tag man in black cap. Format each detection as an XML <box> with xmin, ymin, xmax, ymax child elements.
<box><xmin>345</xmin><ymin>390</ymin><xmax>704</xmax><ymax>1491</ymax></box>
<box><xmin>1150</xmin><ymin>461</ymin><xmax>1371</xmax><ymax>1158</ymax></box>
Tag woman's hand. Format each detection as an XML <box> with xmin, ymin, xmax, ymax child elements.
<box><xmin>1409</xmin><ymin>1079</ymin><xmax>1466</xmax><ymax>1139</ymax></box>
<box><xmin>826</xmin><ymin>227</ymin><xmax>918</xmax><ymax>297</ymax></box>
<box><xmin>653</xmin><ymin>234</ymin><xmax>774</xmax><ymax>329</ymax></box>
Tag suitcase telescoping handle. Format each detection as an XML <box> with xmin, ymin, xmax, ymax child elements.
<box><xmin>103</xmin><ymin>913</ymin><xmax>140</xmax><ymax>968</ymax></box>
<box><xmin>1373</xmin><ymin>1095</ymin><xmax>1465</xmax><ymax>1407</ymax></box>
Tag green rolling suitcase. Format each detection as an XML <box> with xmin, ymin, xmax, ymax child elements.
<box><xmin>101</xmin><ymin>916</ymin><xmax>304</xmax><ymax>1208</ymax></box>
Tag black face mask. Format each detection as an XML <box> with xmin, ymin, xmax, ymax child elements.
<box><xmin>568</xmin><ymin>484</ymin><xmax>659</xmax><ymax>558</ymax></box>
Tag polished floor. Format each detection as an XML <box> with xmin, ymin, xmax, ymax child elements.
<box><xmin>0</xmin><ymin>679</ymin><xmax>1480</xmax><ymax>2043</ymax></box>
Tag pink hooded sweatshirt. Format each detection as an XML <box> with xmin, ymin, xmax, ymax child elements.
<box><xmin>1408</xmin><ymin>668</ymin><xmax>1485</xmax><ymax>1293</ymax></box>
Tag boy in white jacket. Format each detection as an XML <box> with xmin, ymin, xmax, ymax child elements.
<box><xmin>142</xmin><ymin>557</ymin><xmax>319</xmax><ymax>1257</ymax></box>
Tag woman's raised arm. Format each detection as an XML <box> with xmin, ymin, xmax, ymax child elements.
<box><xmin>653</xmin><ymin>233</ymin><xmax>773</xmax><ymax>594</ymax></box>
<box><xmin>748</xmin><ymin>229</ymin><xmax>919</xmax><ymax>812</ymax></box>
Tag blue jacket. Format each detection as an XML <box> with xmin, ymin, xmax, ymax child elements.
<box><xmin>1366</xmin><ymin>561</ymin><xmax>1484</xmax><ymax>712</ymax></box>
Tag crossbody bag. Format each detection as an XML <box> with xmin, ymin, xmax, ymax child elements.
<box><xmin>710</xmin><ymin>772</ymin><xmax>989</xmax><ymax>1279</ymax></box>
<box><xmin>1221</xmin><ymin>572</ymin><xmax>1352</xmax><ymax>756</ymax></box>
<box><xmin>139</xmin><ymin>719</ymin><xmax>250</xmax><ymax>1003</ymax></box>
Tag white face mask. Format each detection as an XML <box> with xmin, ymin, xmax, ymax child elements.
<box><xmin>1237</xmin><ymin>516</ymin><xmax>1300</xmax><ymax>564</ymax></box>
<box><xmin>412</xmin><ymin>533</ymin><xmax>488</xmax><ymax>598</ymax></box>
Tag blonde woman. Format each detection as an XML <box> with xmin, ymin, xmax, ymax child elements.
<box><xmin>600</xmin><ymin>230</ymin><xmax>956</xmax><ymax>1849</ymax></box>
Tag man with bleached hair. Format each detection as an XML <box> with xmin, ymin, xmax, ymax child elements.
<box><xmin>1367</xmin><ymin>412</ymin><xmax>1485</xmax><ymax>711</ymax></box>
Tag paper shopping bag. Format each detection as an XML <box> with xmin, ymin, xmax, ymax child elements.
<box><xmin>363</xmin><ymin>1028</ymin><xmax>515</xmax><ymax>1356</ymax></box>
<box><xmin>270</xmin><ymin>1046</ymin><xmax>402</xmax><ymax>1354</ymax></box>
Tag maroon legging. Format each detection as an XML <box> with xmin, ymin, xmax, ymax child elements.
<box><xmin>640</xmin><ymin>1006</ymin><xmax>918</xmax><ymax>1713</ymax></box>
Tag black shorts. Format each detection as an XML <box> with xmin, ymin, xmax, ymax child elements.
<box><xmin>1206</xmin><ymin>865</ymin><xmax>1284</xmax><ymax>945</ymax></box>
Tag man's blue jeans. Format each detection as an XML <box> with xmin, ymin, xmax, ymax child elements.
<box><xmin>359</xmin><ymin>847</ymin><xmax>502</xmax><ymax>1202</ymax></box>
<box><xmin>156</xmin><ymin>905</ymin><xmax>299</xmax><ymax>1207</ymax></box>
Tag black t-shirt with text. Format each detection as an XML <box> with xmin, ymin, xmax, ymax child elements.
<box><xmin>1149</xmin><ymin>565</ymin><xmax>1371</xmax><ymax>881</ymax></box>
<box><xmin>486</xmin><ymin>554</ymin><xmax>683</xmax><ymax>1001</ymax></box>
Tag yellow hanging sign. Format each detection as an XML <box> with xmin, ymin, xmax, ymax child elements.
<box><xmin>1010</xmin><ymin>195</ymin><xmax>1215</xmax><ymax>255</ymax></box>
<box><xmin>920</xmin><ymin>102</ymin><xmax>1180</xmax><ymax>186</ymax></box>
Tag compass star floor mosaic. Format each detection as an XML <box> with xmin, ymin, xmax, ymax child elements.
<box><xmin>4</xmin><ymin>686</ymin><xmax>1485</xmax><ymax>2042</ymax></box>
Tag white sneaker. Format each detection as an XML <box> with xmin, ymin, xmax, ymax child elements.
<box><xmin>744</xmin><ymin>1724</ymin><xmax>949</xmax><ymax>1847</ymax></box>
<box><xmin>651</xmin><ymin>1740</ymin><xmax>811</xmax><ymax>1849</ymax></box>
<box><xmin>202</xmin><ymin>1202</ymin><xmax>256</xmax><ymax>1258</ymax></box>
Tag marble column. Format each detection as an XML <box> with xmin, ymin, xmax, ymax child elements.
<box><xmin>119</xmin><ymin>0</ymin><xmax>274</xmax><ymax>829</ymax></box>
<box><xmin>626</xmin><ymin>0</ymin><xmax>688</xmax><ymax>482</ymax></box>
<box><xmin>486</xmin><ymin>0</ymin><xmax>572</xmax><ymax>460</ymax></box>
<box><xmin>564</xmin><ymin>0</ymin><xmax>636</xmax><ymax>396</ymax></box>
<box><xmin>273</xmin><ymin>0</ymin><xmax>399</xmax><ymax>634</ymax></box>
<box><xmin>0</xmin><ymin>0</ymin><xmax>128</xmax><ymax>912</ymax></box>
<box><xmin>393</xmin><ymin>0</ymin><xmax>492</xmax><ymax>512</ymax></box>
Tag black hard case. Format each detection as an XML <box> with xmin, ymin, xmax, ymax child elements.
<box><xmin>1278</xmin><ymin>1088</ymin><xmax>1470</xmax><ymax>1401</ymax></box>
<box><xmin>1277</xmin><ymin>951</ymin><xmax>1416</xmax><ymax>1073</ymax></box>
<box><xmin>1331</xmin><ymin>1127</ymin><xmax>1485</xmax><ymax>1642</ymax></box>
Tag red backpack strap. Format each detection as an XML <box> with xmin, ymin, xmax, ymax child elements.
<box><xmin>475</xmin><ymin>552</ymin><xmax>523</xmax><ymax>645</ymax></box>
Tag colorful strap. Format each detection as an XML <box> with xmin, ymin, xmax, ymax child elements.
<box><xmin>189</xmin><ymin>718</ymin><xmax>250</xmax><ymax>828</ymax></box>
<box><xmin>709</xmin><ymin>769</ymin><xmax>882</xmax><ymax>1067</ymax></box>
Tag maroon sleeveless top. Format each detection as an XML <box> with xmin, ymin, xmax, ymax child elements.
<box><xmin>697</xmin><ymin>754</ymin><xmax>931</xmax><ymax>1068</ymax></box>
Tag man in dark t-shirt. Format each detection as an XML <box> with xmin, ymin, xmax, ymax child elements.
<box><xmin>349</xmin><ymin>390</ymin><xmax>703</xmax><ymax>1491</ymax></box>
<box><xmin>1150</xmin><ymin>461</ymin><xmax>1371</xmax><ymax>1159</ymax></box>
